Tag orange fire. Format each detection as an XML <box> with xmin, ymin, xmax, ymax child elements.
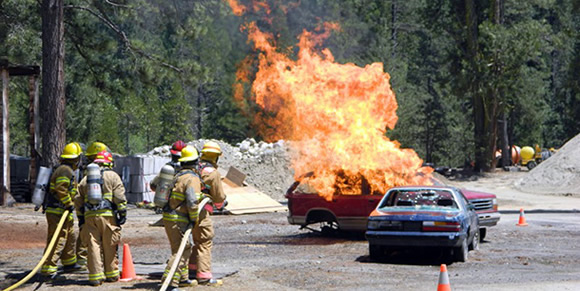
<box><xmin>229</xmin><ymin>1</ymin><xmax>433</xmax><ymax>201</ymax></box>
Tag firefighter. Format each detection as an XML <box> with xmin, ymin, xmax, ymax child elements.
<box><xmin>150</xmin><ymin>140</ymin><xmax>186</xmax><ymax>192</ymax></box>
<box><xmin>41</xmin><ymin>142</ymin><xmax>84</xmax><ymax>280</ymax></box>
<box><xmin>161</xmin><ymin>145</ymin><xmax>203</xmax><ymax>289</ymax></box>
<box><xmin>76</xmin><ymin>150</ymin><xmax>127</xmax><ymax>286</ymax></box>
<box><xmin>189</xmin><ymin>141</ymin><xmax>227</xmax><ymax>285</ymax></box>
<box><xmin>76</xmin><ymin>141</ymin><xmax>108</xmax><ymax>266</ymax></box>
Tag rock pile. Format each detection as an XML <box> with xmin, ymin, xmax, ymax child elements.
<box><xmin>148</xmin><ymin>138</ymin><xmax>295</xmax><ymax>201</ymax></box>
<box><xmin>514</xmin><ymin>134</ymin><xmax>580</xmax><ymax>196</ymax></box>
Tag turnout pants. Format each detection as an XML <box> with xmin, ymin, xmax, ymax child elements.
<box><xmin>189</xmin><ymin>211</ymin><xmax>215</xmax><ymax>280</ymax></box>
<box><xmin>82</xmin><ymin>216</ymin><xmax>121</xmax><ymax>284</ymax></box>
<box><xmin>163</xmin><ymin>220</ymin><xmax>192</xmax><ymax>287</ymax></box>
<box><xmin>76</xmin><ymin>225</ymin><xmax>88</xmax><ymax>266</ymax></box>
<box><xmin>41</xmin><ymin>212</ymin><xmax>77</xmax><ymax>275</ymax></box>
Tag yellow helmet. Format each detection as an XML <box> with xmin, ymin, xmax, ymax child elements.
<box><xmin>86</xmin><ymin>142</ymin><xmax>107</xmax><ymax>157</ymax></box>
<box><xmin>201</xmin><ymin>141</ymin><xmax>222</xmax><ymax>155</ymax></box>
<box><xmin>61</xmin><ymin>142</ymin><xmax>82</xmax><ymax>159</ymax></box>
<box><xmin>179</xmin><ymin>145</ymin><xmax>199</xmax><ymax>162</ymax></box>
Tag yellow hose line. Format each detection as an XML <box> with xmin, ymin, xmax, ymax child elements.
<box><xmin>3</xmin><ymin>210</ymin><xmax>70</xmax><ymax>291</ymax></box>
<box><xmin>160</xmin><ymin>198</ymin><xmax>210</xmax><ymax>291</ymax></box>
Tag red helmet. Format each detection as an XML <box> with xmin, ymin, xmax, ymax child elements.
<box><xmin>94</xmin><ymin>151</ymin><xmax>113</xmax><ymax>165</ymax></box>
<box><xmin>170</xmin><ymin>140</ymin><xmax>187</xmax><ymax>156</ymax></box>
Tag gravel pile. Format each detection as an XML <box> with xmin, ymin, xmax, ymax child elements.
<box><xmin>514</xmin><ymin>134</ymin><xmax>580</xmax><ymax>196</ymax></box>
<box><xmin>148</xmin><ymin>138</ymin><xmax>295</xmax><ymax>201</ymax></box>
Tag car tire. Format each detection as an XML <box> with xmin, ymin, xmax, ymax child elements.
<box><xmin>369</xmin><ymin>244</ymin><xmax>383</xmax><ymax>261</ymax></box>
<box><xmin>469</xmin><ymin>229</ymin><xmax>479</xmax><ymax>251</ymax></box>
<box><xmin>453</xmin><ymin>239</ymin><xmax>468</xmax><ymax>262</ymax></box>
<box><xmin>479</xmin><ymin>228</ymin><xmax>487</xmax><ymax>242</ymax></box>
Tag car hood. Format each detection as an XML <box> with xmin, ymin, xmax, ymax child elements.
<box><xmin>461</xmin><ymin>189</ymin><xmax>496</xmax><ymax>200</ymax></box>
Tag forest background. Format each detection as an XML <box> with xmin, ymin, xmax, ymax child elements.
<box><xmin>1</xmin><ymin>0</ymin><xmax>579</xmax><ymax>170</ymax></box>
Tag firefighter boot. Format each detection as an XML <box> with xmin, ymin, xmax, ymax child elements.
<box><xmin>62</xmin><ymin>263</ymin><xmax>85</xmax><ymax>273</ymax></box>
<box><xmin>197</xmin><ymin>278</ymin><xmax>223</xmax><ymax>286</ymax></box>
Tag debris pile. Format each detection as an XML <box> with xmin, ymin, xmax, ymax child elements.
<box><xmin>148</xmin><ymin>138</ymin><xmax>295</xmax><ymax>201</ymax></box>
<box><xmin>514</xmin><ymin>134</ymin><xmax>580</xmax><ymax>196</ymax></box>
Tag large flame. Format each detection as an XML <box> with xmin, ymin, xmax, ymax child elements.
<box><xmin>229</xmin><ymin>1</ymin><xmax>433</xmax><ymax>201</ymax></box>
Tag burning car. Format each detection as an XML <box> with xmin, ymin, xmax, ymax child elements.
<box><xmin>365</xmin><ymin>186</ymin><xmax>479</xmax><ymax>262</ymax></box>
<box><xmin>285</xmin><ymin>176</ymin><xmax>499</xmax><ymax>240</ymax></box>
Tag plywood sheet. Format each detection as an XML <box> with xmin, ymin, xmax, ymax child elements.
<box><xmin>222</xmin><ymin>177</ymin><xmax>287</xmax><ymax>215</ymax></box>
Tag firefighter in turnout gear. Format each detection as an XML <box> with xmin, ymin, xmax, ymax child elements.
<box><xmin>77</xmin><ymin>141</ymin><xmax>108</xmax><ymax>266</ymax></box>
<box><xmin>189</xmin><ymin>141</ymin><xmax>227</xmax><ymax>285</ymax></box>
<box><xmin>76</xmin><ymin>150</ymin><xmax>127</xmax><ymax>286</ymax></box>
<box><xmin>162</xmin><ymin>145</ymin><xmax>203</xmax><ymax>289</ymax></box>
<box><xmin>41</xmin><ymin>142</ymin><xmax>84</xmax><ymax>280</ymax></box>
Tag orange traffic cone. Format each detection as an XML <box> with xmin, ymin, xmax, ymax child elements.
<box><xmin>516</xmin><ymin>208</ymin><xmax>528</xmax><ymax>226</ymax></box>
<box><xmin>119</xmin><ymin>243</ymin><xmax>142</xmax><ymax>282</ymax></box>
<box><xmin>437</xmin><ymin>264</ymin><xmax>451</xmax><ymax>291</ymax></box>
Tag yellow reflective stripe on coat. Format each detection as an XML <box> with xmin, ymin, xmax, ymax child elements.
<box><xmin>162</xmin><ymin>212</ymin><xmax>189</xmax><ymax>223</ymax></box>
<box><xmin>117</xmin><ymin>202</ymin><xmax>127</xmax><ymax>211</ymax></box>
<box><xmin>189</xmin><ymin>212</ymin><xmax>198</xmax><ymax>221</ymax></box>
<box><xmin>85</xmin><ymin>209</ymin><xmax>114</xmax><ymax>217</ymax></box>
<box><xmin>55</xmin><ymin>177</ymin><xmax>70</xmax><ymax>185</ymax></box>
<box><xmin>171</xmin><ymin>191</ymin><xmax>185</xmax><ymax>201</ymax></box>
<box><xmin>103</xmin><ymin>192</ymin><xmax>113</xmax><ymax>200</ymax></box>
<box><xmin>60</xmin><ymin>195</ymin><xmax>72</xmax><ymax>204</ymax></box>
<box><xmin>45</xmin><ymin>208</ymin><xmax>74</xmax><ymax>220</ymax></box>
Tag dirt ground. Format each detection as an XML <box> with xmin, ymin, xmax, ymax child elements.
<box><xmin>1</xmin><ymin>171</ymin><xmax>579</xmax><ymax>291</ymax></box>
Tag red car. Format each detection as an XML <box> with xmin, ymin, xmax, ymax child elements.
<box><xmin>286</xmin><ymin>179</ymin><xmax>499</xmax><ymax>240</ymax></box>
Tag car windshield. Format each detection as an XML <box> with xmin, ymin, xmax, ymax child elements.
<box><xmin>380</xmin><ymin>189</ymin><xmax>458</xmax><ymax>209</ymax></box>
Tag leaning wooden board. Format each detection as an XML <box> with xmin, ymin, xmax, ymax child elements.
<box><xmin>221</xmin><ymin>175</ymin><xmax>287</xmax><ymax>215</ymax></box>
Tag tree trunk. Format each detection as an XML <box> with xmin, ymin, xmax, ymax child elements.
<box><xmin>465</xmin><ymin>0</ymin><xmax>487</xmax><ymax>171</ymax></box>
<box><xmin>41</xmin><ymin>0</ymin><xmax>66</xmax><ymax>167</ymax></box>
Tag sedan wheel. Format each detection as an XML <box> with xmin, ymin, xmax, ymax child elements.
<box><xmin>469</xmin><ymin>229</ymin><xmax>479</xmax><ymax>251</ymax></box>
<box><xmin>369</xmin><ymin>244</ymin><xmax>384</xmax><ymax>261</ymax></box>
<box><xmin>453</xmin><ymin>239</ymin><xmax>468</xmax><ymax>262</ymax></box>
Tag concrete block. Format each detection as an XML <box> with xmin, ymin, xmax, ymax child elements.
<box><xmin>130</xmin><ymin>174</ymin><xmax>156</xmax><ymax>193</ymax></box>
<box><xmin>126</xmin><ymin>192</ymin><xmax>143</xmax><ymax>204</ymax></box>
<box><xmin>154</xmin><ymin>157</ymin><xmax>170</xmax><ymax>174</ymax></box>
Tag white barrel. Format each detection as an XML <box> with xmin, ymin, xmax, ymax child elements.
<box><xmin>87</xmin><ymin>163</ymin><xmax>102</xmax><ymax>205</ymax></box>
<box><xmin>32</xmin><ymin>167</ymin><xmax>52</xmax><ymax>207</ymax></box>
<box><xmin>154</xmin><ymin>165</ymin><xmax>175</xmax><ymax>207</ymax></box>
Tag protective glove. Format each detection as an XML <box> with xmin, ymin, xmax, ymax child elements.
<box><xmin>65</xmin><ymin>204</ymin><xmax>74</xmax><ymax>212</ymax></box>
<box><xmin>117</xmin><ymin>210</ymin><xmax>127</xmax><ymax>226</ymax></box>
<box><xmin>78</xmin><ymin>216</ymin><xmax>85</xmax><ymax>227</ymax></box>
<box><xmin>203</xmin><ymin>203</ymin><xmax>214</xmax><ymax>213</ymax></box>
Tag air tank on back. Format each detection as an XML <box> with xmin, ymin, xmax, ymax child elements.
<box><xmin>87</xmin><ymin>163</ymin><xmax>102</xmax><ymax>205</ymax></box>
<box><xmin>32</xmin><ymin>166</ymin><xmax>53</xmax><ymax>210</ymax></box>
<box><xmin>154</xmin><ymin>164</ymin><xmax>175</xmax><ymax>208</ymax></box>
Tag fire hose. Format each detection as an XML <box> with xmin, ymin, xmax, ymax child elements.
<box><xmin>3</xmin><ymin>210</ymin><xmax>71</xmax><ymax>291</ymax></box>
<box><xmin>159</xmin><ymin>197</ymin><xmax>211</xmax><ymax>291</ymax></box>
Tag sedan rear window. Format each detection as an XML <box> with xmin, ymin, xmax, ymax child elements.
<box><xmin>380</xmin><ymin>189</ymin><xmax>458</xmax><ymax>209</ymax></box>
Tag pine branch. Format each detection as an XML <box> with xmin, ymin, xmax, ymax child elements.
<box><xmin>64</xmin><ymin>5</ymin><xmax>183</xmax><ymax>73</ymax></box>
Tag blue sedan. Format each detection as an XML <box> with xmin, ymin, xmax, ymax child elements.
<box><xmin>366</xmin><ymin>186</ymin><xmax>480</xmax><ymax>262</ymax></box>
